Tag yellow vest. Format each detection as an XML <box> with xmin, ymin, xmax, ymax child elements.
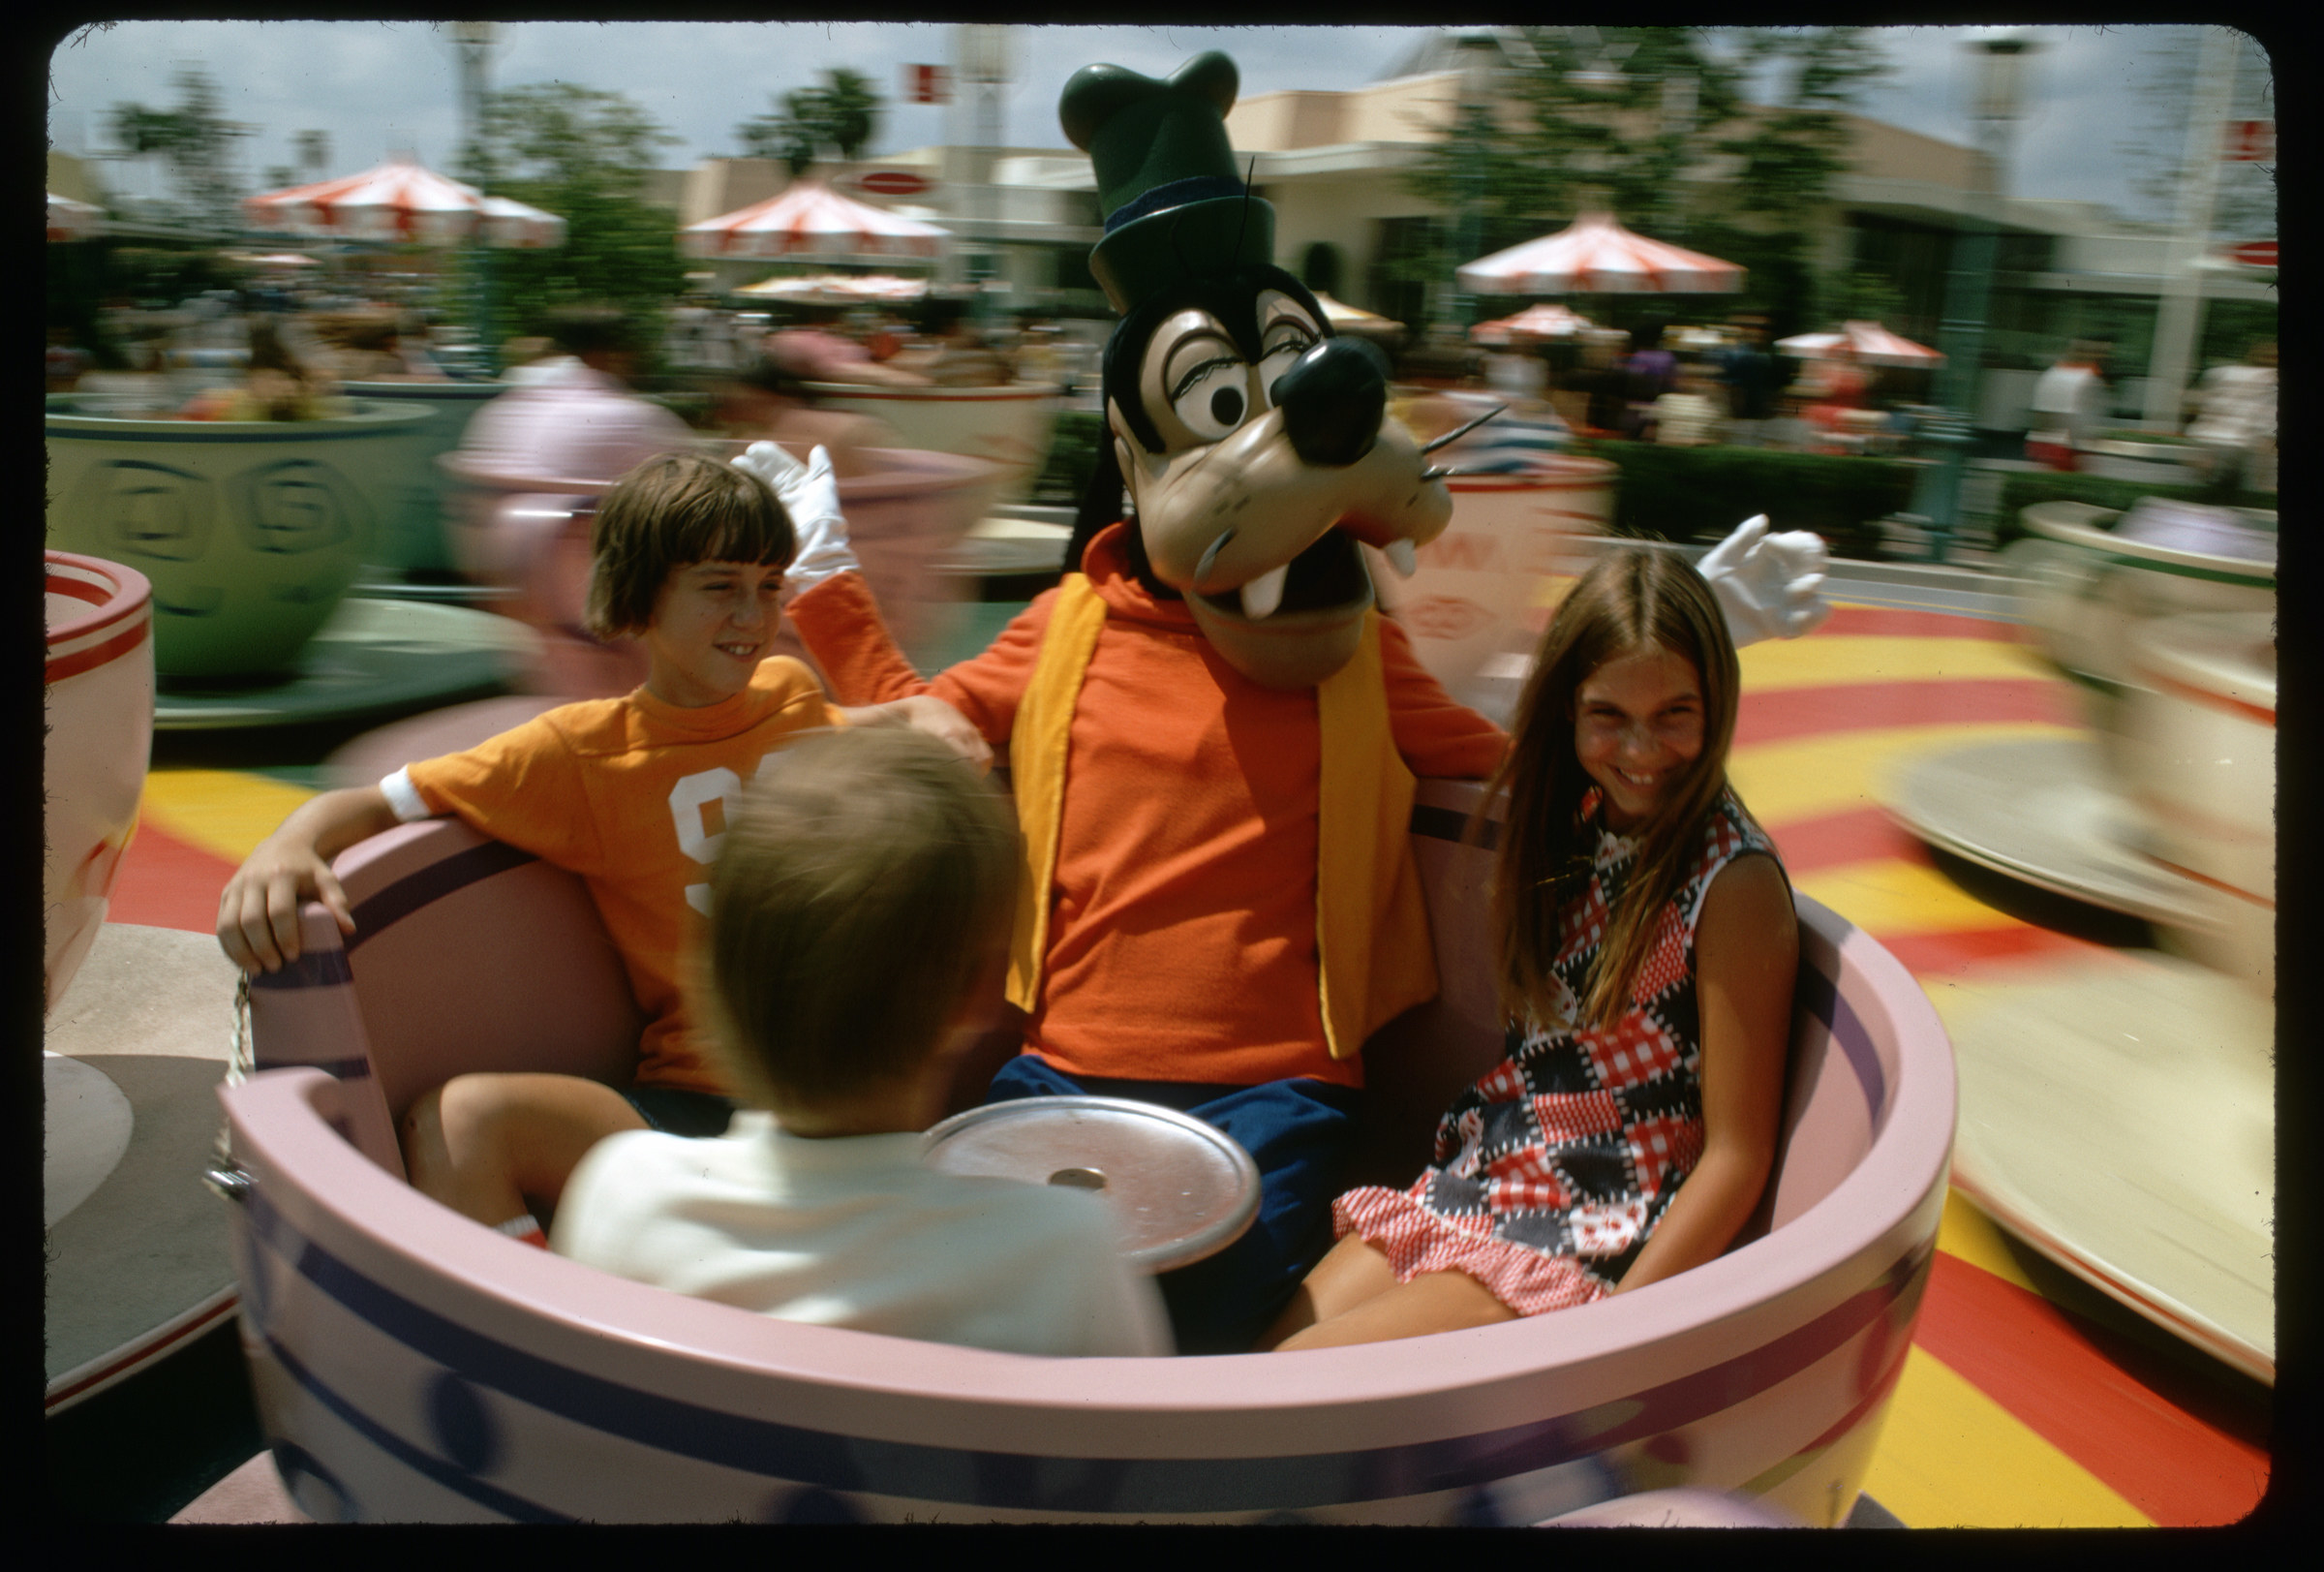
<box><xmin>1005</xmin><ymin>574</ymin><xmax>1437</xmax><ymax>1062</ymax></box>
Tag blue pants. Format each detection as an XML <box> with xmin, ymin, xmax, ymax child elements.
<box><xmin>985</xmin><ymin>1057</ymin><xmax>1363</xmax><ymax>1355</ymax></box>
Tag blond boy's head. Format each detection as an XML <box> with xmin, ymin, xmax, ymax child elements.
<box><xmin>705</xmin><ymin>728</ymin><xmax>1018</xmax><ymax>1117</ymax></box>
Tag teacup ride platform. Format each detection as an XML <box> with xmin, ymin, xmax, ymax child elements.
<box><xmin>1881</xmin><ymin>500</ymin><xmax>2277</xmax><ymax>1385</ymax></box>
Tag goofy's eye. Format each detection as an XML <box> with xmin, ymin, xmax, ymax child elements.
<box><xmin>1171</xmin><ymin>357</ymin><xmax>1253</xmax><ymax>443</ymax></box>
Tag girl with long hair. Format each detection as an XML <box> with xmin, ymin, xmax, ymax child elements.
<box><xmin>1261</xmin><ymin>546</ymin><xmax>1798</xmax><ymax>1350</ymax></box>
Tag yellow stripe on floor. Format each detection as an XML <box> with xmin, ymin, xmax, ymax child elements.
<box><xmin>1791</xmin><ymin>858</ymin><xmax>2038</xmax><ymax>939</ymax></box>
<box><xmin>1859</xmin><ymin>1345</ymin><xmax>2152</xmax><ymax>1527</ymax></box>
<box><xmin>1728</xmin><ymin>722</ymin><xmax>2082</xmax><ymax>826</ymax></box>
<box><xmin>140</xmin><ymin>769</ymin><xmax>317</xmax><ymax>864</ymax></box>
<box><xmin>1739</xmin><ymin>635</ymin><xmax>2054</xmax><ymax>692</ymax></box>
<box><xmin>1936</xmin><ymin>1189</ymin><xmax>2046</xmax><ymax>1297</ymax></box>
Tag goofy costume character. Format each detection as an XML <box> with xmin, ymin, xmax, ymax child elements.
<box><xmin>752</xmin><ymin>51</ymin><xmax>1829</xmax><ymax>1352</ymax></box>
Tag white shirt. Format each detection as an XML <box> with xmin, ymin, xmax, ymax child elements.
<box><xmin>553</xmin><ymin>1111</ymin><xmax>1174</xmax><ymax>1358</ymax></box>
<box><xmin>2028</xmin><ymin>361</ymin><xmax>2108</xmax><ymax>446</ymax></box>
<box><xmin>2188</xmin><ymin>364</ymin><xmax>2277</xmax><ymax>447</ymax></box>
<box><xmin>457</xmin><ymin>355</ymin><xmax>695</xmax><ymax>484</ymax></box>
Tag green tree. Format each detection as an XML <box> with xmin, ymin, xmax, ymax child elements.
<box><xmin>452</xmin><ymin>80</ymin><xmax>688</xmax><ymax>356</ymax></box>
<box><xmin>736</xmin><ymin>68</ymin><xmax>886</xmax><ymax>175</ymax></box>
<box><xmin>106</xmin><ymin>66</ymin><xmax>251</xmax><ymax>231</ymax></box>
<box><xmin>820</xmin><ymin>68</ymin><xmax>880</xmax><ymax>161</ymax></box>
<box><xmin>1704</xmin><ymin>27</ymin><xmax>1890</xmax><ymax>331</ymax></box>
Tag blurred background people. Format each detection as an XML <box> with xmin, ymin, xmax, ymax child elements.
<box><xmin>1651</xmin><ymin>365</ymin><xmax>1724</xmax><ymax>447</ymax></box>
<box><xmin>314</xmin><ymin>309</ymin><xmax>445</xmax><ymax>382</ymax></box>
<box><xmin>1621</xmin><ymin>318</ymin><xmax>1680</xmax><ymax>440</ymax></box>
<box><xmin>716</xmin><ymin>354</ymin><xmax>902</xmax><ymax>479</ymax></box>
<box><xmin>888</xmin><ymin>296</ymin><xmax>1009</xmax><ymax>386</ymax></box>
<box><xmin>2026</xmin><ymin>339</ymin><xmax>2112</xmax><ymax>471</ymax></box>
<box><xmin>2186</xmin><ymin>339</ymin><xmax>2277</xmax><ymax>495</ymax></box>
<box><xmin>765</xmin><ymin>303</ymin><xmax>932</xmax><ymax>388</ymax></box>
<box><xmin>1715</xmin><ymin>314</ymin><xmax>1785</xmax><ymax>447</ymax></box>
<box><xmin>459</xmin><ymin>303</ymin><xmax>695</xmax><ymax>481</ymax></box>
<box><xmin>179</xmin><ymin>316</ymin><xmax>344</xmax><ymax>421</ymax></box>
<box><xmin>1798</xmin><ymin>343</ymin><xmax>1868</xmax><ymax>454</ymax></box>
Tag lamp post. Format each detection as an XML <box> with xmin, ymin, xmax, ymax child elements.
<box><xmin>1908</xmin><ymin>29</ymin><xmax>2037</xmax><ymax>565</ymax></box>
<box><xmin>2142</xmin><ymin>27</ymin><xmax>2241</xmax><ymax>431</ymax></box>
<box><xmin>450</xmin><ymin>21</ymin><xmax>499</xmax><ymax>374</ymax></box>
<box><xmin>956</xmin><ymin>23</ymin><xmax>1013</xmax><ymax>327</ymax></box>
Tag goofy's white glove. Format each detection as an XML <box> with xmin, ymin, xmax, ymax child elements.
<box><xmin>1698</xmin><ymin>514</ymin><xmax>1832</xmax><ymax>646</ymax></box>
<box><xmin>733</xmin><ymin>442</ymin><xmax>857</xmax><ymax>595</ymax></box>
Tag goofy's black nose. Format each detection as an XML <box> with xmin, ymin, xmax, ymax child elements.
<box><xmin>1271</xmin><ymin>337</ymin><xmax>1389</xmax><ymax>468</ymax></box>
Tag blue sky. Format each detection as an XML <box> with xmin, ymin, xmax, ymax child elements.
<box><xmin>45</xmin><ymin>22</ymin><xmax>2276</xmax><ymax>232</ymax></box>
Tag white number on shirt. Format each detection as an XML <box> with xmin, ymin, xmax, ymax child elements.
<box><xmin>669</xmin><ymin>766</ymin><xmax>744</xmax><ymax>915</ymax></box>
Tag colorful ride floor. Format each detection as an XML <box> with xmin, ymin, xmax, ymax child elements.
<box><xmin>84</xmin><ymin>591</ymin><xmax>2273</xmax><ymax>1526</ymax></box>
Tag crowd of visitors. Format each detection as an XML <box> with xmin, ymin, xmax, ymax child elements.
<box><xmin>42</xmin><ymin>267</ymin><xmax>2273</xmax><ymax>497</ymax></box>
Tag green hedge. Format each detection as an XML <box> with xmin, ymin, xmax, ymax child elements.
<box><xmin>1992</xmin><ymin>471</ymin><xmax>2277</xmax><ymax>548</ymax></box>
<box><xmin>1031</xmin><ymin>409</ymin><xmax>1107</xmax><ymax>508</ymax></box>
<box><xmin>1571</xmin><ymin>441</ymin><xmax>1917</xmax><ymax>560</ymax></box>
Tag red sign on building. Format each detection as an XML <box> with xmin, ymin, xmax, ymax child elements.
<box><xmin>906</xmin><ymin>64</ymin><xmax>949</xmax><ymax>106</ymax></box>
<box><xmin>2222</xmin><ymin>120</ymin><xmax>2274</xmax><ymax>161</ymax></box>
<box><xmin>851</xmin><ymin>170</ymin><xmax>933</xmax><ymax>199</ymax></box>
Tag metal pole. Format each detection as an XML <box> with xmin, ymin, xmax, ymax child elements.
<box><xmin>957</xmin><ymin>24</ymin><xmax>1010</xmax><ymax>327</ymax></box>
<box><xmin>452</xmin><ymin>22</ymin><xmax>497</xmax><ymax>375</ymax></box>
<box><xmin>2142</xmin><ymin>27</ymin><xmax>2239</xmax><ymax>430</ymax></box>
<box><xmin>1907</xmin><ymin>33</ymin><xmax>2034</xmax><ymax>565</ymax></box>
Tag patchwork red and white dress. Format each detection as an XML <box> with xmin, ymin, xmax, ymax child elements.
<box><xmin>1333</xmin><ymin>786</ymin><xmax>1781</xmax><ymax>1314</ymax></box>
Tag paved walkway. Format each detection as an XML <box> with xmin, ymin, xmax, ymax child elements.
<box><xmin>91</xmin><ymin>579</ymin><xmax>2273</xmax><ymax>1526</ymax></box>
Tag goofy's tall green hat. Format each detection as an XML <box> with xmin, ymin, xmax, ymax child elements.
<box><xmin>1060</xmin><ymin>51</ymin><xmax>1456</xmax><ymax>689</ymax></box>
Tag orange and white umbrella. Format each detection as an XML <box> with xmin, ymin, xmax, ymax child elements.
<box><xmin>681</xmin><ymin>179</ymin><xmax>948</xmax><ymax>262</ymax></box>
<box><xmin>1471</xmin><ymin>303</ymin><xmax>1594</xmax><ymax>345</ymax></box>
<box><xmin>241</xmin><ymin>155</ymin><xmax>566</xmax><ymax>249</ymax></box>
<box><xmin>1457</xmin><ymin>212</ymin><xmax>1743</xmax><ymax>295</ymax></box>
<box><xmin>733</xmin><ymin>272</ymin><xmax>931</xmax><ymax>304</ymax></box>
<box><xmin>1309</xmin><ymin>291</ymin><xmax>1401</xmax><ymax>334</ymax></box>
<box><xmin>1776</xmin><ymin>321</ymin><xmax>1943</xmax><ymax>366</ymax></box>
<box><xmin>47</xmin><ymin>191</ymin><xmax>103</xmax><ymax>242</ymax></box>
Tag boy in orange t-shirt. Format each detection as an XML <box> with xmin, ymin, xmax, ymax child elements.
<box><xmin>217</xmin><ymin>448</ymin><xmax>986</xmax><ymax>1244</ymax></box>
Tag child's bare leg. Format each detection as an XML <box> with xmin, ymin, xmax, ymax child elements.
<box><xmin>1269</xmin><ymin>1268</ymin><xmax>1517</xmax><ymax>1352</ymax></box>
<box><xmin>401</xmin><ymin>1072</ymin><xmax>648</xmax><ymax>1227</ymax></box>
<box><xmin>1253</xmin><ymin>1233</ymin><xmax>1404</xmax><ymax>1350</ymax></box>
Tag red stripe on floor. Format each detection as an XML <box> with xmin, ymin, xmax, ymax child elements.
<box><xmin>1820</xmin><ymin>604</ymin><xmax>2034</xmax><ymax>642</ymax></box>
<box><xmin>1912</xmin><ymin>1251</ymin><xmax>2271</xmax><ymax>1526</ymax></box>
<box><xmin>1881</xmin><ymin>927</ymin><xmax>2113</xmax><ymax>976</ymax></box>
<box><xmin>108</xmin><ymin>819</ymin><xmax>236</xmax><ymax>934</ymax></box>
<box><xmin>1764</xmin><ymin>806</ymin><xmax>1933</xmax><ymax>876</ymax></box>
<box><xmin>1736</xmin><ymin>678</ymin><xmax>2078</xmax><ymax>748</ymax></box>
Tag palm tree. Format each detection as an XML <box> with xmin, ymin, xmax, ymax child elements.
<box><xmin>735</xmin><ymin>68</ymin><xmax>885</xmax><ymax>176</ymax></box>
<box><xmin>821</xmin><ymin>68</ymin><xmax>880</xmax><ymax>162</ymax></box>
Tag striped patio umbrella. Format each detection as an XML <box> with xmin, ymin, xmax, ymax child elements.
<box><xmin>47</xmin><ymin>192</ymin><xmax>104</xmax><ymax>242</ymax></box>
<box><xmin>240</xmin><ymin>156</ymin><xmax>566</xmax><ymax>249</ymax></box>
<box><xmin>1777</xmin><ymin>321</ymin><xmax>1943</xmax><ymax>366</ymax></box>
<box><xmin>1456</xmin><ymin>212</ymin><xmax>1743</xmax><ymax>295</ymax></box>
<box><xmin>733</xmin><ymin>272</ymin><xmax>932</xmax><ymax>304</ymax></box>
<box><xmin>1470</xmin><ymin>303</ymin><xmax>1594</xmax><ymax>345</ymax></box>
<box><xmin>680</xmin><ymin>179</ymin><xmax>949</xmax><ymax>262</ymax></box>
<box><xmin>1309</xmin><ymin>291</ymin><xmax>1402</xmax><ymax>333</ymax></box>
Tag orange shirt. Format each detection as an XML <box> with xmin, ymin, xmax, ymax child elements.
<box><xmin>790</xmin><ymin>524</ymin><xmax>1508</xmax><ymax>1088</ymax></box>
<box><xmin>401</xmin><ymin>660</ymin><xmax>841</xmax><ymax>1094</ymax></box>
